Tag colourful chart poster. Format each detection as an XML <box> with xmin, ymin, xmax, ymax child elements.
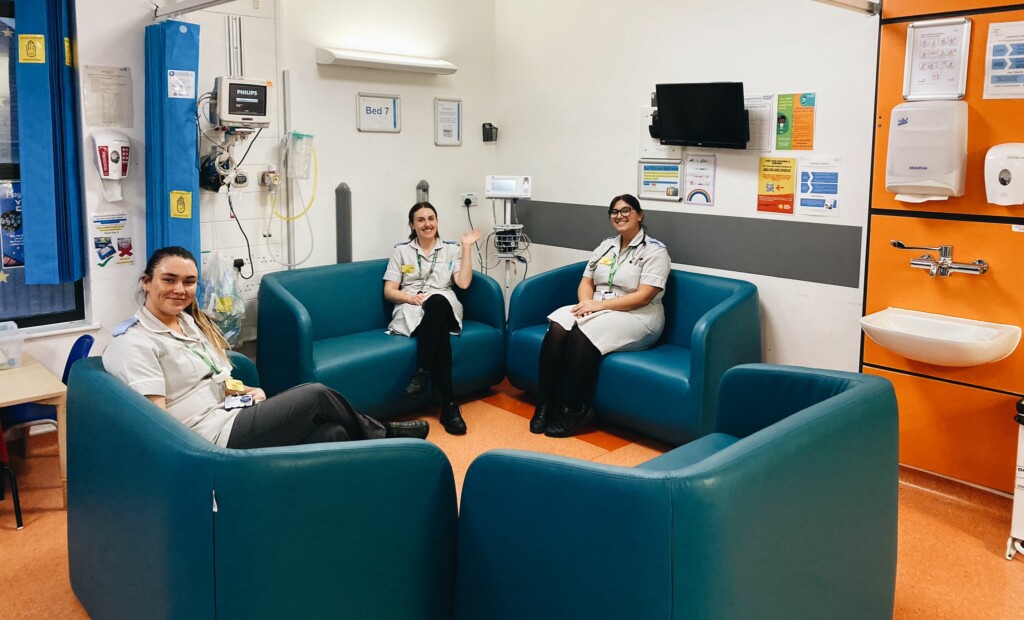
<box><xmin>0</xmin><ymin>182</ymin><xmax>24</xmax><ymax>268</ymax></box>
<box><xmin>757</xmin><ymin>157</ymin><xmax>797</xmax><ymax>215</ymax></box>
<box><xmin>90</xmin><ymin>212</ymin><xmax>135</xmax><ymax>267</ymax></box>
<box><xmin>799</xmin><ymin>155</ymin><xmax>840</xmax><ymax>217</ymax></box>
<box><xmin>683</xmin><ymin>154</ymin><xmax>716</xmax><ymax>206</ymax></box>
<box><xmin>775</xmin><ymin>93</ymin><xmax>816</xmax><ymax>151</ymax></box>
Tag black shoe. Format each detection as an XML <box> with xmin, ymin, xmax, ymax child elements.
<box><xmin>385</xmin><ymin>420</ymin><xmax>430</xmax><ymax>439</ymax></box>
<box><xmin>544</xmin><ymin>405</ymin><xmax>595</xmax><ymax>438</ymax></box>
<box><xmin>405</xmin><ymin>369</ymin><xmax>430</xmax><ymax>397</ymax></box>
<box><xmin>440</xmin><ymin>401</ymin><xmax>467</xmax><ymax>435</ymax></box>
<box><xmin>530</xmin><ymin>401</ymin><xmax>558</xmax><ymax>434</ymax></box>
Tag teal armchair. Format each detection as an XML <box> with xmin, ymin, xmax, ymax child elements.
<box><xmin>455</xmin><ymin>364</ymin><xmax>899</xmax><ymax>619</ymax></box>
<box><xmin>507</xmin><ymin>262</ymin><xmax>761</xmax><ymax>445</ymax></box>
<box><xmin>257</xmin><ymin>259</ymin><xmax>506</xmax><ymax>418</ymax></box>
<box><xmin>67</xmin><ymin>353</ymin><xmax>457</xmax><ymax>619</ymax></box>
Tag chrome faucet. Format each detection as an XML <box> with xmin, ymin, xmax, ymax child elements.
<box><xmin>890</xmin><ymin>240</ymin><xmax>988</xmax><ymax>277</ymax></box>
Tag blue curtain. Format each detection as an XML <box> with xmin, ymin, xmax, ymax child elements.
<box><xmin>14</xmin><ymin>0</ymin><xmax>85</xmax><ymax>285</ymax></box>
<box><xmin>145</xmin><ymin>21</ymin><xmax>201</xmax><ymax>263</ymax></box>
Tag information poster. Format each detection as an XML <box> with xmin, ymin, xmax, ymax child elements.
<box><xmin>744</xmin><ymin>94</ymin><xmax>774</xmax><ymax>151</ymax></box>
<box><xmin>904</xmin><ymin>18</ymin><xmax>971</xmax><ymax>100</ymax></box>
<box><xmin>637</xmin><ymin>160</ymin><xmax>682</xmax><ymax>201</ymax></box>
<box><xmin>683</xmin><ymin>154</ymin><xmax>716</xmax><ymax>206</ymax></box>
<box><xmin>757</xmin><ymin>157</ymin><xmax>797</xmax><ymax>215</ymax></box>
<box><xmin>985</xmin><ymin>21</ymin><xmax>1024</xmax><ymax>99</ymax></box>
<box><xmin>798</xmin><ymin>155</ymin><xmax>840</xmax><ymax>217</ymax></box>
<box><xmin>434</xmin><ymin>98</ymin><xmax>462</xmax><ymax>146</ymax></box>
<box><xmin>0</xmin><ymin>182</ymin><xmax>23</xmax><ymax>268</ymax></box>
<box><xmin>775</xmin><ymin>93</ymin><xmax>815</xmax><ymax>151</ymax></box>
<box><xmin>83</xmin><ymin>66</ymin><xmax>134</xmax><ymax>127</ymax></box>
<box><xmin>90</xmin><ymin>212</ymin><xmax>135</xmax><ymax>267</ymax></box>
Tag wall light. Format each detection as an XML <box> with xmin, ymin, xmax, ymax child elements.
<box><xmin>811</xmin><ymin>0</ymin><xmax>880</xmax><ymax>16</ymax></box>
<box><xmin>315</xmin><ymin>47</ymin><xmax>457</xmax><ymax>75</ymax></box>
<box><xmin>153</xmin><ymin>0</ymin><xmax>234</xmax><ymax>20</ymax></box>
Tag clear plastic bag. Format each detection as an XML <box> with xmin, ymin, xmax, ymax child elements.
<box><xmin>200</xmin><ymin>251</ymin><xmax>246</xmax><ymax>347</ymax></box>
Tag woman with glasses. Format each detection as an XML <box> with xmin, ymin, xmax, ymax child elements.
<box><xmin>531</xmin><ymin>194</ymin><xmax>671</xmax><ymax>438</ymax></box>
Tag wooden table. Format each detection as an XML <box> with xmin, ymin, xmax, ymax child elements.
<box><xmin>0</xmin><ymin>351</ymin><xmax>68</xmax><ymax>506</ymax></box>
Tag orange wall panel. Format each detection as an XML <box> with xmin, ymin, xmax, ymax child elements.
<box><xmin>883</xmin><ymin>1</ymin><xmax>1022</xmax><ymax>20</ymax></box>
<box><xmin>865</xmin><ymin>367</ymin><xmax>1018</xmax><ymax>492</ymax></box>
<box><xmin>864</xmin><ymin>214</ymin><xmax>1024</xmax><ymax>394</ymax></box>
<box><xmin>873</xmin><ymin>9</ymin><xmax>1024</xmax><ymax>218</ymax></box>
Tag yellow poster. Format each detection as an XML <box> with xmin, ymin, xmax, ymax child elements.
<box><xmin>18</xmin><ymin>35</ymin><xmax>45</xmax><ymax>64</ymax></box>
<box><xmin>170</xmin><ymin>191</ymin><xmax>192</xmax><ymax>219</ymax></box>
<box><xmin>757</xmin><ymin>157</ymin><xmax>796</xmax><ymax>215</ymax></box>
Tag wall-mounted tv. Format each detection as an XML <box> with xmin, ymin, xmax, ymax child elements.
<box><xmin>654</xmin><ymin>82</ymin><xmax>749</xmax><ymax>149</ymax></box>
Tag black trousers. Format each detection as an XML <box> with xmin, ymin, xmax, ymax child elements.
<box><xmin>412</xmin><ymin>295</ymin><xmax>459</xmax><ymax>403</ymax></box>
<box><xmin>226</xmin><ymin>383</ymin><xmax>387</xmax><ymax>449</ymax></box>
<box><xmin>537</xmin><ymin>322</ymin><xmax>603</xmax><ymax>412</ymax></box>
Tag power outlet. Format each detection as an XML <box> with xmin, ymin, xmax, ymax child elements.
<box><xmin>461</xmin><ymin>192</ymin><xmax>478</xmax><ymax>208</ymax></box>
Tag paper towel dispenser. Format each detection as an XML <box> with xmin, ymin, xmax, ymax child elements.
<box><xmin>985</xmin><ymin>143</ymin><xmax>1024</xmax><ymax>206</ymax></box>
<box><xmin>885</xmin><ymin>101</ymin><xmax>967</xmax><ymax>203</ymax></box>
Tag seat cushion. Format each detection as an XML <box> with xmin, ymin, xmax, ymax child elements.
<box><xmin>636</xmin><ymin>432</ymin><xmax>739</xmax><ymax>471</ymax></box>
<box><xmin>312</xmin><ymin>321</ymin><xmax>504</xmax><ymax>418</ymax></box>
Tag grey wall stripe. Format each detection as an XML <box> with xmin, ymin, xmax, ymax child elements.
<box><xmin>516</xmin><ymin>201</ymin><xmax>863</xmax><ymax>288</ymax></box>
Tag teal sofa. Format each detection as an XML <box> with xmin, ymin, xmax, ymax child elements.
<box><xmin>455</xmin><ymin>364</ymin><xmax>899</xmax><ymax>619</ymax></box>
<box><xmin>67</xmin><ymin>354</ymin><xmax>458</xmax><ymax>620</ymax></box>
<box><xmin>257</xmin><ymin>259</ymin><xmax>506</xmax><ymax>417</ymax></box>
<box><xmin>506</xmin><ymin>262</ymin><xmax>761</xmax><ymax>445</ymax></box>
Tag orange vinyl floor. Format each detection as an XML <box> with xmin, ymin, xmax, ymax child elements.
<box><xmin>2</xmin><ymin>381</ymin><xmax>1023</xmax><ymax>618</ymax></box>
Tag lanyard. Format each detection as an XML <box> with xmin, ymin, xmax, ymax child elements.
<box><xmin>415</xmin><ymin>248</ymin><xmax>440</xmax><ymax>292</ymax></box>
<box><xmin>607</xmin><ymin>246</ymin><xmax>636</xmax><ymax>288</ymax></box>
<box><xmin>186</xmin><ymin>341</ymin><xmax>228</xmax><ymax>381</ymax></box>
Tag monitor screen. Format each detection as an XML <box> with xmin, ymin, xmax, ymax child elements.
<box><xmin>228</xmin><ymin>83</ymin><xmax>267</xmax><ymax>117</ymax></box>
<box><xmin>655</xmin><ymin>82</ymin><xmax>749</xmax><ymax>149</ymax></box>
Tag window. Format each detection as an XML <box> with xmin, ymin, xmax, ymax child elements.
<box><xmin>0</xmin><ymin>0</ymin><xmax>84</xmax><ymax>328</ymax></box>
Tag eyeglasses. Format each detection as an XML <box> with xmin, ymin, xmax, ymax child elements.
<box><xmin>608</xmin><ymin>206</ymin><xmax>633</xmax><ymax>218</ymax></box>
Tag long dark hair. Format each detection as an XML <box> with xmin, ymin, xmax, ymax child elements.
<box><xmin>407</xmin><ymin>202</ymin><xmax>440</xmax><ymax>241</ymax></box>
<box><xmin>608</xmin><ymin>193</ymin><xmax>644</xmax><ymax>228</ymax></box>
<box><xmin>141</xmin><ymin>246</ymin><xmax>229</xmax><ymax>355</ymax></box>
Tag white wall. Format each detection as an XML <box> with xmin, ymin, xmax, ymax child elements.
<box><xmin>493</xmin><ymin>0</ymin><xmax>879</xmax><ymax>370</ymax></box>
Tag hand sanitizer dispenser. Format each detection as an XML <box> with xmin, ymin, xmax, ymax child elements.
<box><xmin>885</xmin><ymin>101</ymin><xmax>967</xmax><ymax>203</ymax></box>
<box><xmin>985</xmin><ymin>143</ymin><xmax>1024</xmax><ymax>206</ymax></box>
<box><xmin>92</xmin><ymin>130</ymin><xmax>131</xmax><ymax>202</ymax></box>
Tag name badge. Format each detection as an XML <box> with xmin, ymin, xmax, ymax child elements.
<box><xmin>401</xmin><ymin>264</ymin><xmax>415</xmax><ymax>274</ymax></box>
<box><xmin>599</xmin><ymin>290</ymin><xmax>617</xmax><ymax>300</ymax></box>
<box><xmin>599</xmin><ymin>256</ymin><xmax>613</xmax><ymax>266</ymax></box>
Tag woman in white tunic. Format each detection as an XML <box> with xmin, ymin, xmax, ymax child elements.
<box><xmin>533</xmin><ymin>194</ymin><xmax>671</xmax><ymax>438</ymax></box>
<box><xmin>383</xmin><ymin>202</ymin><xmax>481</xmax><ymax>435</ymax></box>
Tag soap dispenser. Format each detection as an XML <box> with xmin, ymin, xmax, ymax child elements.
<box><xmin>985</xmin><ymin>143</ymin><xmax>1024</xmax><ymax>206</ymax></box>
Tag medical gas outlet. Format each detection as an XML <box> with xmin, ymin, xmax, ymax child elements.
<box><xmin>885</xmin><ymin>101</ymin><xmax>967</xmax><ymax>203</ymax></box>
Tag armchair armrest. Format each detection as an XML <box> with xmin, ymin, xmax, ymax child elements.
<box><xmin>214</xmin><ymin>440</ymin><xmax>457</xmax><ymax>619</ymax></box>
<box><xmin>688</xmin><ymin>279</ymin><xmax>760</xmax><ymax>436</ymax></box>
<box><xmin>507</xmin><ymin>261</ymin><xmax>585</xmax><ymax>334</ymax></box>
<box><xmin>256</xmin><ymin>275</ymin><xmax>314</xmax><ymax>396</ymax></box>
<box><xmin>226</xmin><ymin>351</ymin><xmax>258</xmax><ymax>387</ymax></box>
<box><xmin>456</xmin><ymin>270</ymin><xmax>505</xmax><ymax>330</ymax></box>
<box><xmin>456</xmin><ymin>450</ymin><xmax>673</xmax><ymax>619</ymax></box>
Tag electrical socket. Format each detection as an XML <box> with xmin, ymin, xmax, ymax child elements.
<box><xmin>461</xmin><ymin>192</ymin><xmax>478</xmax><ymax>207</ymax></box>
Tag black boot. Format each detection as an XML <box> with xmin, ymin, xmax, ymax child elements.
<box><xmin>385</xmin><ymin>420</ymin><xmax>430</xmax><ymax>439</ymax></box>
<box><xmin>530</xmin><ymin>401</ymin><xmax>558</xmax><ymax>434</ymax></box>
<box><xmin>544</xmin><ymin>404</ymin><xmax>595</xmax><ymax>438</ymax></box>
<box><xmin>440</xmin><ymin>401</ymin><xmax>467</xmax><ymax>435</ymax></box>
<box><xmin>405</xmin><ymin>369</ymin><xmax>430</xmax><ymax>397</ymax></box>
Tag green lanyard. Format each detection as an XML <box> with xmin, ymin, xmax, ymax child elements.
<box><xmin>415</xmin><ymin>248</ymin><xmax>440</xmax><ymax>292</ymax></box>
<box><xmin>607</xmin><ymin>245</ymin><xmax>636</xmax><ymax>288</ymax></box>
<box><xmin>187</xmin><ymin>341</ymin><xmax>222</xmax><ymax>376</ymax></box>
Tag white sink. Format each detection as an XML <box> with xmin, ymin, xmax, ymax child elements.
<box><xmin>860</xmin><ymin>307</ymin><xmax>1021</xmax><ymax>367</ymax></box>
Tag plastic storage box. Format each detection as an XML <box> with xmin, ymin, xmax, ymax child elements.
<box><xmin>0</xmin><ymin>320</ymin><xmax>24</xmax><ymax>370</ymax></box>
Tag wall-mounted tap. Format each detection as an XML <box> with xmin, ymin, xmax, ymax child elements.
<box><xmin>890</xmin><ymin>240</ymin><xmax>989</xmax><ymax>277</ymax></box>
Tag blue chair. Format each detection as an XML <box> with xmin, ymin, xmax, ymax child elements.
<box><xmin>257</xmin><ymin>259</ymin><xmax>506</xmax><ymax>418</ymax></box>
<box><xmin>1</xmin><ymin>334</ymin><xmax>94</xmax><ymax>456</ymax></box>
<box><xmin>456</xmin><ymin>364</ymin><xmax>900</xmax><ymax>620</ymax></box>
<box><xmin>67</xmin><ymin>352</ymin><xmax>458</xmax><ymax>619</ymax></box>
<box><xmin>506</xmin><ymin>262</ymin><xmax>760</xmax><ymax>445</ymax></box>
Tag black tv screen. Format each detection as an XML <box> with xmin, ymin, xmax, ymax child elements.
<box><xmin>655</xmin><ymin>82</ymin><xmax>749</xmax><ymax>149</ymax></box>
